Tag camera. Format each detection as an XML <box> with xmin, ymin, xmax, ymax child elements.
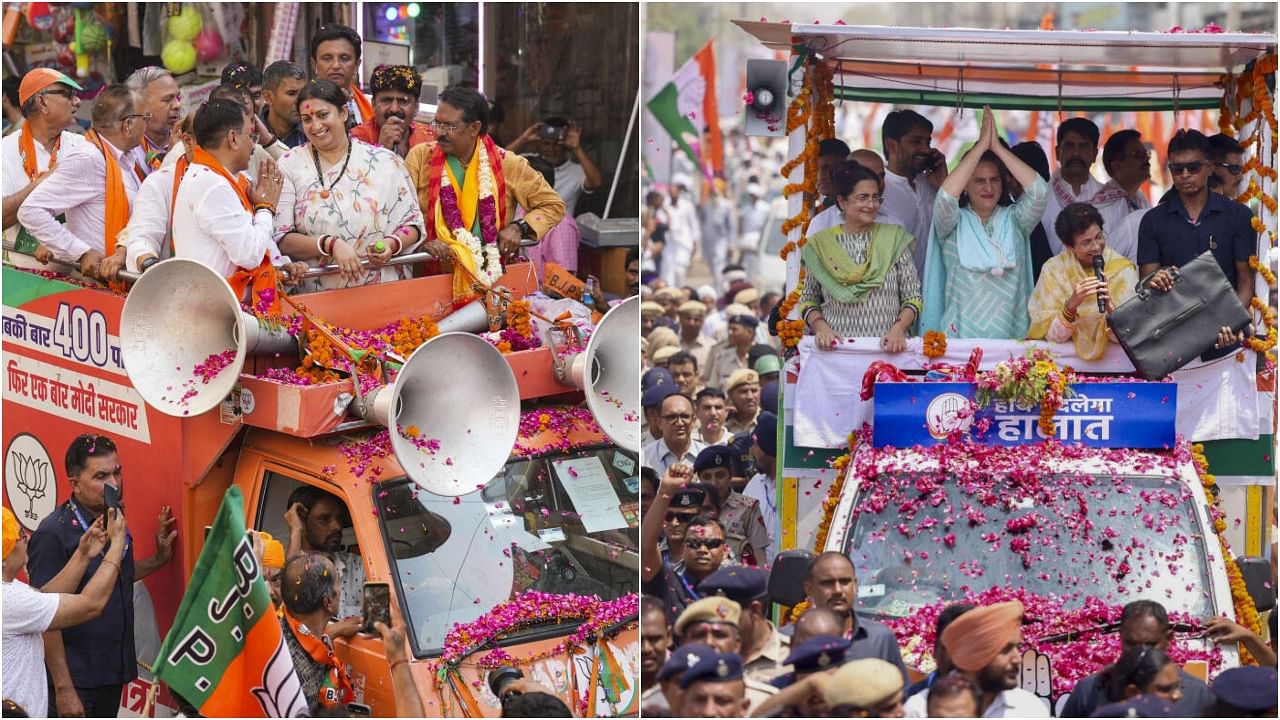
<box><xmin>537</xmin><ymin>124</ymin><xmax>568</xmax><ymax>142</ymax></box>
<box><xmin>488</xmin><ymin>666</ymin><xmax>524</xmax><ymax>699</ymax></box>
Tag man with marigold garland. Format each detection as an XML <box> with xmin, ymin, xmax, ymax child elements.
<box><xmin>405</xmin><ymin>86</ymin><xmax>564</xmax><ymax>299</ymax></box>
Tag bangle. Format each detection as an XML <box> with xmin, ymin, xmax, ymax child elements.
<box><xmin>1061</xmin><ymin>306</ymin><xmax>1078</xmax><ymax>323</ymax></box>
<box><xmin>326</xmin><ymin>236</ymin><xmax>340</xmax><ymax>256</ymax></box>
<box><xmin>390</xmin><ymin>659</ymin><xmax>408</xmax><ymax>672</ymax></box>
<box><xmin>253</xmin><ymin>201</ymin><xmax>276</xmax><ymax>215</ymax></box>
<box><xmin>316</xmin><ymin>235</ymin><xmax>328</xmax><ymax>257</ymax></box>
<box><xmin>389</xmin><ymin>236</ymin><xmax>403</xmax><ymax>255</ymax></box>
<box><xmin>101</xmin><ymin>558</ymin><xmax>120</xmax><ymax>574</ymax></box>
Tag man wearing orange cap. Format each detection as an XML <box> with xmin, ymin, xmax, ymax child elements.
<box><xmin>2</xmin><ymin>68</ymin><xmax>86</xmax><ymax>261</ymax></box>
<box><xmin>17</xmin><ymin>84</ymin><xmax>145</xmax><ymax>280</ymax></box>
<box><xmin>3</xmin><ymin>505</ymin><xmax>129</xmax><ymax>718</ymax></box>
<box><xmin>902</xmin><ymin>600</ymin><xmax>1049</xmax><ymax>717</ymax></box>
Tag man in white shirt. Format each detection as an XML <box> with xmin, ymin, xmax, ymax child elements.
<box><xmin>508</xmin><ymin>116</ymin><xmax>603</xmax><ymax>217</ymax></box>
<box><xmin>661</xmin><ymin>174</ymin><xmax>701</xmax><ymax>289</ymax></box>
<box><xmin>2</xmin><ymin>506</ymin><xmax>128</xmax><ymax>718</ymax></box>
<box><xmin>170</xmin><ymin>98</ymin><xmax>287</xmax><ymax>278</ymax></box>
<box><xmin>1042</xmin><ymin>118</ymin><xmax>1107</xmax><ymax>255</ymax></box>
<box><xmin>124</xmin><ymin>66</ymin><xmax>183</xmax><ymax>174</ymax></box>
<box><xmin>809</xmin><ymin>151</ymin><xmax>908</xmax><ymax>236</ymax></box>
<box><xmin>2</xmin><ymin>68</ymin><xmax>86</xmax><ymax>258</ymax></box>
<box><xmin>881</xmin><ymin>110</ymin><xmax>948</xmax><ymax>279</ymax></box>
<box><xmin>903</xmin><ymin>600</ymin><xmax>1049</xmax><ymax>718</ymax></box>
<box><xmin>17</xmin><ymin>84</ymin><xmax>144</xmax><ymax>278</ymax></box>
<box><xmin>1093</xmin><ymin>129</ymin><xmax>1153</xmax><ymax>262</ymax></box>
<box><xmin>642</xmin><ymin>393</ymin><xmax>708</xmax><ymax>476</ymax></box>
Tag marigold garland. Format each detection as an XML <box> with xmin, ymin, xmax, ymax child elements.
<box><xmin>1191</xmin><ymin>444</ymin><xmax>1264</xmax><ymax>665</ymax></box>
<box><xmin>922</xmin><ymin>330</ymin><xmax>948</xmax><ymax>359</ymax></box>
<box><xmin>777</xmin><ymin>56</ymin><xmax>835</xmax><ymax>349</ymax></box>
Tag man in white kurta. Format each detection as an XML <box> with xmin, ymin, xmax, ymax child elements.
<box><xmin>171</xmin><ymin>100</ymin><xmax>284</xmax><ymax>277</ymax></box>
<box><xmin>661</xmin><ymin>174</ymin><xmax>702</xmax><ymax>289</ymax></box>
<box><xmin>881</xmin><ymin>111</ymin><xmax>946</xmax><ymax>280</ymax></box>
<box><xmin>1042</xmin><ymin>118</ymin><xmax>1108</xmax><ymax>255</ymax></box>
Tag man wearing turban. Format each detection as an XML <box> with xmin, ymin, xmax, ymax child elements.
<box><xmin>902</xmin><ymin>600</ymin><xmax>1049</xmax><ymax>717</ymax></box>
<box><xmin>350</xmin><ymin>64</ymin><xmax>436</xmax><ymax>158</ymax></box>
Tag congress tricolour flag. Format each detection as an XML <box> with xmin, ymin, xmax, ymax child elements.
<box><xmin>153</xmin><ymin>487</ymin><xmax>306</xmax><ymax>717</ymax></box>
<box><xmin>647</xmin><ymin>39</ymin><xmax>723</xmax><ymax>177</ymax></box>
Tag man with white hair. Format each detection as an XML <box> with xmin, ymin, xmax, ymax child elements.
<box><xmin>124</xmin><ymin>66</ymin><xmax>182</xmax><ymax>174</ymax></box>
<box><xmin>662</xmin><ymin>173</ymin><xmax>701</xmax><ymax>288</ymax></box>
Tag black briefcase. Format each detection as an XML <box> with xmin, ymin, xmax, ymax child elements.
<box><xmin>1108</xmin><ymin>251</ymin><xmax>1251</xmax><ymax>379</ymax></box>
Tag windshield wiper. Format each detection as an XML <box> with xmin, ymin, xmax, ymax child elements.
<box><xmin>1037</xmin><ymin>620</ymin><xmax>1198</xmax><ymax>644</ymax></box>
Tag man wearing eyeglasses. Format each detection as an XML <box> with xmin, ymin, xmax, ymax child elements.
<box><xmin>1093</xmin><ymin>130</ymin><xmax>1153</xmax><ymax>263</ymax></box>
<box><xmin>1137</xmin><ymin>129</ymin><xmax>1256</xmax><ymax>348</ymax></box>
<box><xmin>17</xmin><ymin>84</ymin><xmax>145</xmax><ymax>281</ymax></box>
<box><xmin>643</xmin><ymin>393</ymin><xmax>708</xmax><ymax>477</ymax></box>
<box><xmin>2</xmin><ymin>68</ymin><xmax>86</xmax><ymax>265</ymax></box>
<box><xmin>404</xmin><ymin>85</ymin><xmax>564</xmax><ymax>285</ymax></box>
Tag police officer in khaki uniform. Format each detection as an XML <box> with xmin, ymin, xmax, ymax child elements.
<box><xmin>697</xmin><ymin>566</ymin><xmax>790</xmax><ymax>684</ymax></box>
<box><xmin>674</xmin><ymin>597</ymin><xmax>778</xmax><ymax>711</ymax></box>
<box><xmin>703</xmin><ymin>313</ymin><xmax>757</xmax><ymax>391</ymax></box>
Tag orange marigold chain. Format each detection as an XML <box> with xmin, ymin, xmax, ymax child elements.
<box><xmin>1191</xmin><ymin>443</ymin><xmax>1265</xmax><ymax>665</ymax></box>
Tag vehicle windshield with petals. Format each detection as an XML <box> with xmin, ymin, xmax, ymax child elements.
<box><xmin>376</xmin><ymin>444</ymin><xmax>639</xmax><ymax>655</ymax></box>
<box><xmin>840</xmin><ymin>470</ymin><xmax>1215</xmax><ymax>622</ymax></box>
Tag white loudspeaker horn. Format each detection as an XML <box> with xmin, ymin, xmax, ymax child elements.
<box><xmin>434</xmin><ymin>285</ymin><xmax>511</xmax><ymax>334</ymax></box>
<box><xmin>554</xmin><ymin>296</ymin><xmax>641</xmax><ymax>452</ymax></box>
<box><xmin>120</xmin><ymin>259</ymin><xmax>295</xmax><ymax>417</ymax></box>
<box><xmin>356</xmin><ymin>332</ymin><xmax>520</xmax><ymax>497</ymax></box>
<box><xmin>745</xmin><ymin>58</ymin><xmax>788</xmax><ymax>138</ymax></box>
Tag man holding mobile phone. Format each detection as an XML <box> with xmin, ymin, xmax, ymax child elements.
<box><xmin>508</xmin><ymin>115</ymin><xmax>604</xmax><ymax>217</ymax></box>
<box><xmin>283</xmin><ymin>486</ymin><xmax>364</xmax><ymax>638</ymax></box>
<box><xmin>27</xmin><ymin>434</ymin><xmax>177</xmax><ymax>717</ymax></box>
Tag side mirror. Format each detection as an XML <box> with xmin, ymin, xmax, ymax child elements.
<box><xmin>768</xmin><ymin>549</ymin><xmax>815</xmax><ymax>609</ymax></box>
<box><xmin>1234</xmin><ymin>556</ymin><xmax>1276</xmax><ymax>613</ymax></box>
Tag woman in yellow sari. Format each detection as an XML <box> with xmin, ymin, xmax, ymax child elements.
<box><xmin>1027</xmin><ymin>202</ymin><xmax>1137</xmax><ymax>359</ymax></box>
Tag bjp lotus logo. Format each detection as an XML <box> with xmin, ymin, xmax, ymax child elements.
<box><xmin>4</xmin><ymin>433</ymin><xmax>56</xmax><ymax>529</ymax></box>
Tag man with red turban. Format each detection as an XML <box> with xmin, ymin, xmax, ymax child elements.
<box><xmin>902</xmin><ymin>600</ymin><xmax>1049</xmax><ymax>717</ymax></box>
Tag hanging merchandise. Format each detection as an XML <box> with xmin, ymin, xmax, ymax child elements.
<box><xmin>25</xmin><ymin>2</ymin><xmax>54</xmax><ymax>32</ymax></box>
<box><xmin>194</xmin><ymin>27</ymin><xmax>224</xmax><ymax>63</ymax></box>
<box><xmin>163</xmin><ymin>5</ymin><xmax>203</xmax><ymax>74</ymax></box>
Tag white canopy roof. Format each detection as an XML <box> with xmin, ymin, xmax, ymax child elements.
<box><xmin>734</xmin><ymin>21</ymin><xmax>1277</xmax><ymax>73</ymax></box>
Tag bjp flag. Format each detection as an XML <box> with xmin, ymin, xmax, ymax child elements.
<box><xmin>153</xmin><ymin>487</ymin><xmax>306</xmax><ymax>717</ymax></box>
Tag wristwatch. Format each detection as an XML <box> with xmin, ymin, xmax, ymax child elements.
<box><xmin>140</xmin><ymin>256</ymin><xmax>160</xmax><ymax>272</ymax></box>
<box><xmin>512</xmin><ymin>218</ymin><xmax>535</xmax><ymax>240</ymax></box>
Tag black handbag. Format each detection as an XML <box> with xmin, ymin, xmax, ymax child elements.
<box><xmin>1108</xmin><ymin>251</ymin><xmax>1251</xmax><ymax>379</ymax></box>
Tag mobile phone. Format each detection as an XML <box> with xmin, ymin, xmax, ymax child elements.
<box><xmin>103</xmin><ymin>484</ymin><xmax>122</xmax><ymax>512</ymax></box>
<box><xmin>362</xmin><ymin>582</ymin><xmax>391</xmax><ymax>634</ymax></box>
<box><xmin>537</xmin><ymin>124</ymin><xmax>567</xmax><ymax>142</ymax></box>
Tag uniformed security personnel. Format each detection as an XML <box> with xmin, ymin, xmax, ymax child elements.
<box><xmin>694</xmin><ymin>445</ymin><xmax>769</xmax><ymax>566</ymax></box>
<box><xmin>646</xmin><ymin>641</ymin><xmax>717</xmax><ymax>717</ymax></box>
<box><xmin>703</xmin><ymin>313</ymin><xmax>758</xmax><ymax>391</ymax></box>
<box><xmin>697</xmin><ymin>566</ymin><xmax>789</xmax><ymax>683</ymax></box>
<box><xmin>678</xmin><ymin>300</ymin><xmax>715</xmax><ymax>369</ymax></box>
<box><xmin>723</xmin><ymin>368</ymin><xmax>762</xmax><ymax>436</ymax></box>
<box><xmin>642</xmin><ymin>368</ymin><xmax>678</xmax><ymax>441</ymax></box>
<box><xmin>675</xmin><ymin>598</ymin><xmax>778</xmax><ymax>710</ymax></box>
<box><xmin>824</xmin><ymin>658</ymin><xmax>907</xmax><ymax>718</ymax></box>
<box><xmin>680</xmin><ymin>652</ymin><xmax>752</xmax><ymax>718</ymax></box>
<box><xmin>751</xmin><ymin>635</ymin><xmax>852</xmax><ymax>718</ymax></box>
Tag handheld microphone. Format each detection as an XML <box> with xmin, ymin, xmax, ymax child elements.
<box><xmin>1092</xmin><ymin>255</ymin><xmax>1107</xmax><ymax>314</ymax></box>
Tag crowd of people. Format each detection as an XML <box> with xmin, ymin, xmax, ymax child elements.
<box><xmin>2</xmin><ymin>22</ymin><xmax>618</xmax><ymax>297</ymax></box>
<box><xmin>639</xmin><ymin>462</ymin><xmax>1278</xmax><ymax>718</ymax></box>
<box><xmin>638</xmin><ymin>100</ymin><xmax>1274</xmax><ymax>717</ymax></box>
<box><xmin>643</xmin><ymin>104</ymin><xmax>1260</xmax><ymax>364</ymax></box>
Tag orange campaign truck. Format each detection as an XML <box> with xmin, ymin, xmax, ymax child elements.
<box><xmin>2</xmin><ymin>254</ymin><xmax>641</xmax><ymax>718</ymax></box>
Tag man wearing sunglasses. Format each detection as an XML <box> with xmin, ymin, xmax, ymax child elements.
<box><xmin>2</xmin><ymin>68</ymin><xmax>87</xmax><ymax>263</ymax></box>
<box><xmin>1136</xmin><ymin>129</ymin><xmax>1256</xmax><ymax>353</ymax></box>
<box><xmin>17</xmin><ymin>84</ymin><xmax>145</xmax><ymax>281</ymax></box>
<box><xmin>1208</xmin><ymin>133</ymin><xmax>1247</xmax><ymax>198</ymax></box>
<box><xmin>643</xmin><ymin>464</ymin><xmax>732</xmax><ymax>618</ymax></box>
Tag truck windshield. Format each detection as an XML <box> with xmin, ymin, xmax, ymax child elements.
<box><xmin>840</xmin><ymin>473</ymin><xmax>1214</xmax><ymax>621</ymax></box>
<box><xmin>376</xmin><ymin>445</ymin><xmax>639</xmax><ymax>656</ymax></box>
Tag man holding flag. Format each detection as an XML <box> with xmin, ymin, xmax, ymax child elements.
<box><xmin>152</xmin><ymin>487</ymin><xmax>308</xmax><ymax>717</ymax></box>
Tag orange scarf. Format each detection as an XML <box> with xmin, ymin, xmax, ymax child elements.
<box><xmin>349</xmin><ymin>83</ymin><xmax>374</xmax><ymax>124</ymax></box>
<box><xmin>83</xmin><ymin>130</ymin><xmax>129</xmax><ymax>257</ymax></box>
<box><xmin>189</xmin><ymin>147</ymin><xmax>280</xmax><ymax>314</ymax></box>
<box><xmin>18</xmin><ymin>123</ymin><xmax>59</xmax><ymax>180</ymax></box>
<box><xmin>282</xmin><ymin>610</ymin><xmax>355</xmax><ymax>708</ymax></box>
<box><xmin>140</xmin><ymin>134</ymin><xmax>166</xmax><ymax>171</ymax></box>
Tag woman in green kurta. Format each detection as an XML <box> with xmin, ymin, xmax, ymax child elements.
<box><xmin>799</xmin><ymin>162</ymin><xmax>922</xmax><ymax>352</ymax></box>
<box><xmin>921</xmin><ymin>106</ymin><xmax>1048</xmax><ymax>338</ymax></box>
